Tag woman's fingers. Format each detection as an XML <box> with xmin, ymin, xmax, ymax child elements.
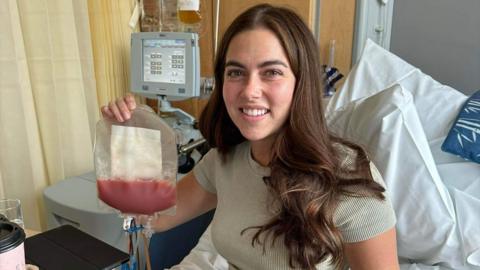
<box><xmin>101</xmin><ymin>105</ymin><xmax>114</xmax><ymax>119</ymax></box>
<box><xmin>109</xmin><ymin>100</ymin><xmax>124</xmax><ymax>122</ymax></box>
<box><xmin>115</xmin><ymin>98</ymin><xmax>131</xmax><ymax>121</ymax></box>
<box><xmin>125</xmin><ymin>93</ymin><xmax>137</xmax><ymax>110</ymax></box>
<box><xmin>101</xmin><ymin>94</ymin><xmax>137</xmax><ymax>122</ymax></box>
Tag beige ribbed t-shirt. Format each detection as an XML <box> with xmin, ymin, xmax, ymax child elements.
<box><xmin>194</xmin><ymin>141</ymin><xmax>396</xmax><ymax>270</ymax></box>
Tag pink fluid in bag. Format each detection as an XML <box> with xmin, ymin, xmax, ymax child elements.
<box><xmin>97</xmin><ymin>179</ymin><xmax>176</xmax><ymax>215</ymax></box>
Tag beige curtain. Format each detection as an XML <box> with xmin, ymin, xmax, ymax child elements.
<box><xmin>0</xmin><ymin>0</ymin><xmax>98</xmax><ymax>230</ymax></box>
<box><xmin>87</xmin><ymin>0</ymin><xmax>139</xmax><ymax>106</ymax></box>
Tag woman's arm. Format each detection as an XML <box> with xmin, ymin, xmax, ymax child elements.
<box><xmin>344</xmin><ymin>227</ymin><xmax>399</xmax><ymax>270</ymax></box>
<box><xmin>148</xmin><ymin>171</ymin><xmax>217</xmax><ymax>232</ymax></box>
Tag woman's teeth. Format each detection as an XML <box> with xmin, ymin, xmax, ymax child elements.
<box><xmin>242</xmin><ymin>108</ymin><xmax>268</xmax><ymax>116</ymax></box>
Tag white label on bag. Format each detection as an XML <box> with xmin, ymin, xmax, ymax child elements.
<box><xmin>110</xmin><ymin>125</ymin><xmax>162</xmax><ymax>180</ymax></box>
<box><xmin>178</xmin><ymin>0</ymin><xmax>200</xmax><ymax>11</ymax></box>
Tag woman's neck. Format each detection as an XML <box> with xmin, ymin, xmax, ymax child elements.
<box><xmin>250</xmin><ymin>139</ymin><xmax>274</xmax><ymax>167</ymax></box>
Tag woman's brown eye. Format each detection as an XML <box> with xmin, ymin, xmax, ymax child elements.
<box><xmin>265</xmin><ymin>70</ymin><xmax>283</xmax><ymax>77</ymax></box>
<box><xmin>226</xmin><ymin>70</ymin><xmax>243</xmax><ymax>77</ymax></box>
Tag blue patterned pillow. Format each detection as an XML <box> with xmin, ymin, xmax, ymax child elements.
<box><xmin>441</xmin><ymin>90</ymin><xmax>480</xmax><ymax>163</ymax></box>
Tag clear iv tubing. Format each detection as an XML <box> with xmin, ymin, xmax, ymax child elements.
<box><xmin>122</xmin><ymin>216</ymin><xmax>153</xmax><ymax>270</ymax></box>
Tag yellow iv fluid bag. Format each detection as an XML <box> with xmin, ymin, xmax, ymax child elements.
<box><xmin>177</xmin><ymin>0</ymin><xmax>202</xmax><ymax>24</ymax></box>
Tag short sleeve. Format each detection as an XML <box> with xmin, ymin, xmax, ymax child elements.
<box><xmin>334</xmin><ymin>162</ymin><xmax>397</xmax><ymax>243</ymax></box>
<box><xmin>193</xmin><ymin>148</ymin><xmax>219</xmax><ymax>194</ymax></box>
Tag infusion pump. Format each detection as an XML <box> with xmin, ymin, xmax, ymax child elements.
<box><xmin>130</xmin><ymin>31</ymin><xmax>200</xmax><ymax>100</ymax></box>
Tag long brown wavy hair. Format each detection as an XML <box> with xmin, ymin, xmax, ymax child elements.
<box><xmin>199</xmin><ymin>4</ymin><xmax>386</xmax><ymax>269</ymax></box>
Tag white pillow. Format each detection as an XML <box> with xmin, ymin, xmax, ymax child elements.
<box><xmin>326</xmin><ymin>39</ymin><xmax>467</xmax><ymax>154</ymax></box>
<box><xmin>327</xmin><ymin>84</ymin><xmax>463</xmax><ymax>267</ymax></box>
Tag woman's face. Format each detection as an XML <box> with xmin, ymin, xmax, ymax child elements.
<box><xmin>223</xmin><ymin>28</ymin><xmax>296</xmax><ymax>147</ymax></box>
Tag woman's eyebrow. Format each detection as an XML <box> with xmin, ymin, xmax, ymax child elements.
<box><xmin>225</xmin><ymin>60</ymin><xmax>245</xmax><ymax>69</ymax></box>
<box><xmin>225</xmin><ymin>59</ymin><xmax>288</xmax><ymax>69</ymax></box>
<box><xmin>258</xmin><ymin>60</ymin><xmax>288</xmax><ymax>68</ymax></box>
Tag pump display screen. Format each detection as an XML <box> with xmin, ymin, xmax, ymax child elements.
<box><xmin>143</xmin><ymin>39</ymin><xmax>186</xmax><ymax>84</ymax></box>
<box><xmin>131</xmin><ymin>32</ymin><xmax>199</xmax><ymax>98</ymax></box>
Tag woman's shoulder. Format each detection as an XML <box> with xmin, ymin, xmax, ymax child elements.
<box><xmin>332</xmin><ymin>144</ymin><xmax>395</xmax><ymax>241</ymax></box>
<box><xmin>331</xmin><ymin>142</ymin><xmax>386</xmax><ymax>186</ymax></box>
<box><xmin>331</xmin><ymin>142</ymin><xmax>360</xmax><ymax>172</ymax></box>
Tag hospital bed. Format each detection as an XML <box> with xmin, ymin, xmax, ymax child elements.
<box><xmin>159</xmin><ymin>39</ymin><xmax>480</xmax><ymax>270</ymax></box>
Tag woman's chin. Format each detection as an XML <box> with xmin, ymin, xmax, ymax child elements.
<box><xmin>240</xmin><ymin>131</ymin><xmax>275</xmax><ymax>145</ymax></box>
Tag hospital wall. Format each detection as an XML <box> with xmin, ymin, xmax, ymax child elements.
<box><xmin>390</xmin><ymin>0</ymin><xmax>480</xmax><ymax>95</ymax></box>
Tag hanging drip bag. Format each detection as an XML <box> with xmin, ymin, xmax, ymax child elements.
<box><xmin>94</xmin><ymin>105</ymin><xmax>178</xmax><ymax>216</ymax></box>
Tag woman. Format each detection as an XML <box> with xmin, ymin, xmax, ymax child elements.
<box><xmin>103</xmin><ymin>4</ymin><xmax>399</xmax><ymax>269</ymax></box>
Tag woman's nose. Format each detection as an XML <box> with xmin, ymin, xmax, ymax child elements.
<box><xmin>242</xmin><ymin>75</ymin><xmax>262</xmax><ymax>99</ymax></box>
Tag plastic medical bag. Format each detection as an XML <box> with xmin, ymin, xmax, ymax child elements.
<box><xmin>94</xmin><ymin>105</ymin><xmax>178</xmax><ymax>217</ymax></box>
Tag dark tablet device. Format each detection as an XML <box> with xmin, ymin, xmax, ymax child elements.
<box><xmin>25</xmin><ymin>225</ymin><xmax>129</xmax><ymax>270</ymax></box>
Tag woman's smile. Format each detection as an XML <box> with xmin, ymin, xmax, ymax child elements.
<box><xmin>223</xmin><ymin>28</ymin><xmax>296</xmax><ymax>146</ymax></box>
<box><xmin>240</xmin><ymin>107</ymin><xmax>270</xmax><ymax>120</ymax></box>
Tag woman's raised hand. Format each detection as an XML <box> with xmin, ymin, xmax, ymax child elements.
<box><xmin>101</xmin><ymin>93</ymin><xmax>137</xmax><ymax>122</ymax></box>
